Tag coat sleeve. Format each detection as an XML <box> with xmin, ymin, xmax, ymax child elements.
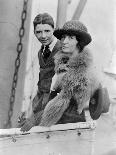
<box><xmin>39</xmin><ymin>90</ymin><xmax>71</xmax><ymax>127</ymax></box>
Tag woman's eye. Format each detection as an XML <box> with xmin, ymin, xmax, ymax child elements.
<box><xmin>61</xmin><ymin>37</ymin><xmax>65</xmax><ymax>41</ymax></box>
<box><xmin>70</xmin><ymin>36</ymin><xmax>75</xmax><ymax>39</ymax></box>
<box><xmin>61</xmin><ymin>35</ymin><xmax>66</xmax><ymax>39</ymax></box>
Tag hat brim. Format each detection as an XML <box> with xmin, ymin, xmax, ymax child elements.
<box><xmin>53</xmin><ymin>29</ymin><xmax>92</xmax><ymax>46</ymax></box>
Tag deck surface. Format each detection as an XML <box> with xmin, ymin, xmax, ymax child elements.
<box><xmin>93</xmin><ymin>113</ymin><xmax>116</xmax><ymax>155</ymax></box>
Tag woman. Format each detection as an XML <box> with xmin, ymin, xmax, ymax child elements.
<box><xmin>39</xmin><ymin>20</ymin><xmax>100</xmax><ymax>127</ymax></box>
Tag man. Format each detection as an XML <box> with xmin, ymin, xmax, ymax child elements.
<box><xmin>32</xmin><ymin>13</ymin><xmax>61</xmax><ymax>113</ymax></box>
<box><xmin>19</xmin><ymin>13</ymin><xmax>61</xmax><ymax>131</ymax></box>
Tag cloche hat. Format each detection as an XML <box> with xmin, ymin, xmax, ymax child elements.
<box><xmin>54</xmin><ymin>20</ymin><xmax>92</xmax><ymax>46</ymax></box>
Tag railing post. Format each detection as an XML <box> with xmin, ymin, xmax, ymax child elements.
<box><xmin>72</xmin><ymin>0</ymin><xmax>87</xmax><ymax>20</ymax></box>
<box><xmin>56</xmin><ymin>0</ymin><xmax>69</xmax><ymax>28</ymax></box>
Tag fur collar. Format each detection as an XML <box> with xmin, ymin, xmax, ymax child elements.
<box><xmin>69</xmin><ymin>48</ymin><xmax>93</xmax><ymax>70</ymax></box>
<box><xmin>54</xmin><ymin>48</ymin><xmax>93</xmax><ymax>71</ymax></box>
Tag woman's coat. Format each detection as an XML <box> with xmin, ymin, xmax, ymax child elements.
<box><xmin>39</xmin><ymin>48</ymin><xmax>100</xmax><ymax>126</ymax></box>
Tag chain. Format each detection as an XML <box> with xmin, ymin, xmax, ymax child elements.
<box><xmin>5</xmin><ymin>0</ymin><xmax>29</xmax><ymax>128</ymax></box>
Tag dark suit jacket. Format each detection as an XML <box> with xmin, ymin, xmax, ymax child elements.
<box><xmin>32</xmin><ymin>41</ymin><xmax>61</xmax><ymax>113</ymax></box>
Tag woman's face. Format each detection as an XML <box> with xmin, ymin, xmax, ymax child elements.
<box><xmin>61</xmin><ymin>34</ymin><xmax>78</xmax><ymax>53</ymax></box>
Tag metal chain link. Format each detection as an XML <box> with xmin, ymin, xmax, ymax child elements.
<box><xmin>5</xmin><ymin>0</ymin><xmax>29</xmax><ymax>128</ymax></box>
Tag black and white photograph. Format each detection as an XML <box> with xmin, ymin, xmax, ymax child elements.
<box><xmin>0</xmin><ymin>0</ymin><xmax>116</xmax><ymax>155</ymax></box>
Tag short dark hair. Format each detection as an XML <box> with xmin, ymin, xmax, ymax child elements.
<box><xmin>33</xmin><ymin>13</ymin><xmax>54</xmax><ymax>31</ymax></box>
<box><xmin>76</xmin><ymin>37</ymin><xmax>85</xmax><ymax>52</ymax></box>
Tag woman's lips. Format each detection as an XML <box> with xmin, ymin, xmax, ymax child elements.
<box><xmin>62</xmin><ymin>46</ymin><xmax>68</xmax><ymax>49</ymax></box>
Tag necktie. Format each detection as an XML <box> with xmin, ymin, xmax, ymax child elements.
<box><xmin>42</xmin><ymin>45</ymin><xmax>51</xmax><ymax>61</ymax></box>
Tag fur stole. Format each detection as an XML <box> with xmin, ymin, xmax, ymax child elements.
<box><xmin>39</xmin><ymin>48</ymin><xmax>100</xmax><ymax>127</ymax></box>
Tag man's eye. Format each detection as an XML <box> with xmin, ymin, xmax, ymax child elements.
<box><xmin>35</xmin><ymin>31</ymin><xmax>41</xmax><ymax>34</ymax></box>
<box><xmin>45</xmin><ymin>30</ymin><xmax>50</xmax><ymax>32</ymax></box>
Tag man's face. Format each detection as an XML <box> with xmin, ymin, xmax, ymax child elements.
<box><xmin>34</xmin><ymin>24</ymin><xmax>54</xmax><ymax>46</ymax></box>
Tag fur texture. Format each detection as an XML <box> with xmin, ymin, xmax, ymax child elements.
<box><xmin>39</xmin><ymin>48</ymin><xmax>99</xmax><ymax>126</ymax></box>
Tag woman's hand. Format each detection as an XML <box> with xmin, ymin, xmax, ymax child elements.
<box><xmin>20</xmin><ymin>115</ymin><xmax>36</xmax><ymax>132</ymax></box>
<box><xmin>20</xmin><ymin>119</ymin><xmax>34</xmax><ymax>132</ymax></box>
